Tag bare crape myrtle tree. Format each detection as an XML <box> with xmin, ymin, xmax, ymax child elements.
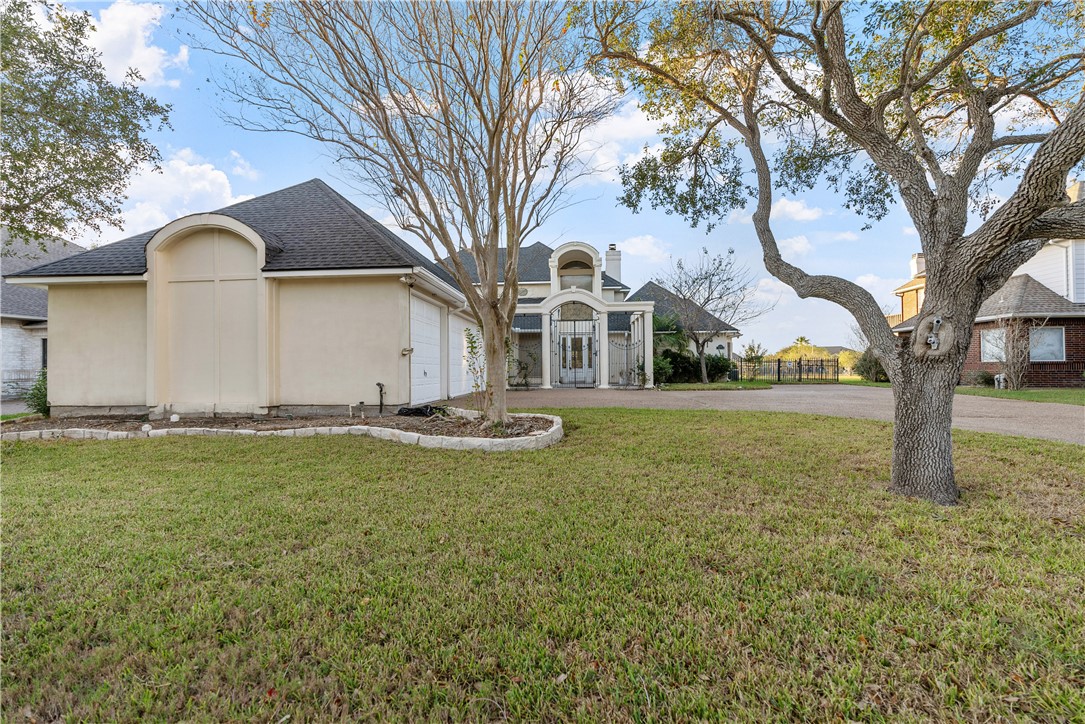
<box><xmin>187</xmin><ymin>1</ymin><xmax>618</xmax><ymax>423</ymax></box>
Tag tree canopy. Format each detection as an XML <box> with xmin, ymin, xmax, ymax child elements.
<box><xmin>1</xmin><ymin>0</ymin><xmax>170</xmax><ymax>251</ymax></box>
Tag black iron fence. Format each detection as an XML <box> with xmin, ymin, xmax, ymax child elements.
<box><xmin>736</xmin><ymin>357</ymin><xmax>839</xmax><ymax>383</ymax></box>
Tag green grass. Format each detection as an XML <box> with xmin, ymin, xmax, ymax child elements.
<box><xmin>839</xmin><ymin>376</ymin><xmax>1085</xmax><ymax>405</ymax></box>
<box><xmin>1</xmin><ymin>412</ymin><xmax>32</xmax><ymax>421</ymax></box>
<box><xmin>953</xmin><ymin>386</ymin><xmax>1085</xmax><ymax>406</ymax></box>
<box><xmin>4</xmin><ymin>408</ymin><xmax>1084</xmax><ymax>720</ymax></box>
<box><xmin>659</xmin><ymin>380</ymin><xmax>772</xmax><ymax>391</ymax></box>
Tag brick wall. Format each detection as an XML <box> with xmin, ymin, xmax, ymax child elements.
<box><xmin>962</xmin><ymin>317</ymin><xmax>1085</xmax><ymax>388</ymax></box>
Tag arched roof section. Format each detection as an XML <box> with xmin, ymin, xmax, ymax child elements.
<box><xmin>145</xmin><ymin>213</ymin><xmax>276</xmax><ymax>269</ymax></box>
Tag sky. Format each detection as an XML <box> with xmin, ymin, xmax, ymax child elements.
<box><xmin>62</xmin><ymin>0</ymin><xmax>940</xmax><ymax>353</ymax></box>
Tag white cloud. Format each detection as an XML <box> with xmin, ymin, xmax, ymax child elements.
<box><xmin>902</xmin><ymin>225</ymin><xmax>918</xmax><ymax>236</ymax></box>
<box><xmin>832</xmin><ymin>231</ymin><xmax>859</xmax><ymax>241</ymax></box>
<box><xmin>228</xmin><ymin>151</ymin><xmax>261</xmax><ymax>181</ymax></box>
<box><xmin>778</xmin><ymin>234</ymin><xmax>813</xmax><ymax>257</ymax></box>
<box><xmin>89</xmin><ymin>0</ymin><xmax>189</xmax><ymax>88</ymax></box>
<box><xmin>618</xmin><ymin>234</ymin><xmax>670</xmax><ymax>264</ymax></box>
<box><xmin>80</xmin><ymin>148</ymin><xmax>253</xmax><ymax>245</ymax></box>
<box><xmin>771</xmin><ymin>197</ymin><xmax>823</xmax><ymax>222</ymax></box>
<box><xmin>575</xmin><ymin>99</ymin><xmax>663</xmax><ymax>185</ymax></box>
<box><xmin>855</xmin><ymin>273</ymin><xmax>907</xmax><ymax>308</ymax></box>
<box><xmin>755</xmin><ymin>276</ymin><xmax>795</xmax><ymax>301</ymax></box>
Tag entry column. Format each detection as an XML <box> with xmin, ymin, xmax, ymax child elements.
<box><xmin>540</xmin><ymin>312</ymin><xmax>552</xmax><ymax>389</ymax></box>
<box><xmin>597</xmin><ymin>311</ymin><xmax>610</xmax><ymax>388</ymax></box>
<box><xmin>643</xmin><ymin>310</ymin><xmax>654</xmax><ymax>387</ymax></box>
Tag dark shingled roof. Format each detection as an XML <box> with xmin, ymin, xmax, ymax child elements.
<box><xmin>1</xmin><ymin>232</ymin><xmax>86</xmax><ymax>319</ymax></box>
<box><xmin>449</xmin><ymin>242</ymin><xmax>629</xmax><ymax>290</ymax></box>
<box><xmin>892</xmin><ymin>274</ymin><xmax>1085</xmax><ymax>332</ymax></box>
<box><xmin>628</xmin><ymin>281</ymin><xmax>738</xmax><ymax>333</ymax></box>
<box><xmin>9</xmin><ymin>179</ymin><xmax>458</xmax><ymax>289</ymax></box>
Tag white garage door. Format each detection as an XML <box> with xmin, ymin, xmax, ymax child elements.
<box><xmin>410</xmin><ymin>295</ymin><xmax>443</xmax><ymax>405</ymax></box>
<box><xmin>448</xmin><ymin>314</ymin><xmax>480</xmax><ymax>399</ymax></box>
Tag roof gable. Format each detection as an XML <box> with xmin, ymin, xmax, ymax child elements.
<box><xmin>628</xmin><ymin>281</ymin><xmax>738</xmax><ymax>333</ymax></box>
<box><xmin>8</xmin><ymin>179</ymin><xmax>458</xmax><ymax>288</ymax></box>
<box><xmin>2</xmin><ymin>234</ymin><xmax>86</xmax><ymax>319</ymax></box>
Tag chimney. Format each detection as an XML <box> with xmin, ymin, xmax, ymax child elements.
<box><xmin>605</xmin><ymin>243</ymin><xmax>621</xmax><ymax>282</ymax></box>
<box><xmin>909</xmin><ymin>252</ymin><xmax>925</xmax><ymax>278</ymax></box>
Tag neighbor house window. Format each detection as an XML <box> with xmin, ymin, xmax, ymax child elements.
<box><xmin>979</xmin><ymin>328</ymin><xmax>1004</xmax><ymax>362</ymax></box>
<box><xmin>1029</xmin><ymin>326</ymin><xmax>1065</xmax><ymax>362</ymax></box>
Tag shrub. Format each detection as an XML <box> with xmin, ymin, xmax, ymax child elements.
<box><xmin>705</xmin><ymin>353</ymin><xmax>732</xmax><ymax>382</ymax></box>
<box><xmin>968</xmin><ymin>370</ymin><xmax>996</xmax><ymax>387</ymax></box>
<box><xmin>854</xmin><ymin>349</ymin><xmax>889</xmax><ymax>382</ymax></box>
<box><xmin>26</xmin><ymin>368</ymin><xmax>49</xmax><ymax>416</ymax></box>
<box><xmin>653</xmin><ymin>355</ymin><xmax>674</xmax><ymax>384</ymax></box>
<box><xmin>659</xmin><ymin>348</ymin><xmax>699</xmax><ymax>383</ymax></box>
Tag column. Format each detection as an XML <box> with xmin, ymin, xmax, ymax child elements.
<box><xmin>597</xmin><ymin>311</ymin><xmax>609</xmax><ymax>388</ymax></box>
<box><xmin>540</xmin><ymin>312</ymin><xmax>552</xmax><ymax>389</ymax></box>
<box><xmin>644</xmin><ymin>310</ymin><xmax>654</xmax><ymax>388</ymax></box>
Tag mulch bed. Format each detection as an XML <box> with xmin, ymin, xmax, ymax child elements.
<box><xmin>1</xmin><ymin>411</ymin><xmax>552</xmax><ymax>439</ymax></box>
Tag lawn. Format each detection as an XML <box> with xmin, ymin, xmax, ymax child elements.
<box><xmin>0</xmin><ymin>412</ymin><xmax>31</xmax><ymax>421</ymax></box>
<box><xmin>659</xmin><ymin>380</ymin><xmax>772</xmax><ymax>391</ymax></box>
<box><xmin>4</xmin><ymin>408</ymin><xmax>1084</xmax><ymax>720</ymax></box>
<box><xmin>839</xmin><ymin>376</ymin><xmax>1085</xmax><ymax>405</ymax></box>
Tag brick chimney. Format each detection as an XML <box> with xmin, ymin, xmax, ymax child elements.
<box><xmin>605</xmin><ymin>243</ymin><xmax>621</xmax><ymax>282</ymax></box>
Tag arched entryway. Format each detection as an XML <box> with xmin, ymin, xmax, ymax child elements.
<box><xmin>147</xmin><ymin>218</ymin><xmax>267</xmax><ymax>414</ymax></box>
<box><xmin>553</xmin><ymin>301</ymin><xmax>597</xmax><ymax>387</ymax></box>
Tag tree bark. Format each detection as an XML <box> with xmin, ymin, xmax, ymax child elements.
<box><xmin>698</xmin><ymin>342</ymin><xmax>709</xmax><ymax>383</ymax></box>
<box><xmin>888</xmin><ymin>356</ymin><xmax>964</xmax><ymax>505</ymax></box>
<box><xmin>481</xmin><ymin>317</ymin><xmax>509</xmax><ymax>425</ymax></box>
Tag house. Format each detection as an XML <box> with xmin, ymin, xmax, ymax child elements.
<box><xmin>889</xmin><ymin>182</ymin><xmax>1085</xmax><ymax>387</ymax></box>
<box><xmin>626</xmin><ymin>280</ymin><xmax>741</xmax><ymax>359</ymax></box>
<box><xmin>1</xmin><ymin>231</ymin><xmax>85</xmax><ymax>398</ymax></box>
<box><xmin>7</xmin><ymin>179</ymin><xmax>659</xmax><ymax>417</ymax></box>
<box><xmin>7</xmin><ymin>180</ymin><xmax>477</xmax><ymax>417</ymax></box>
<box><xmin>450</xmin><ymin>241</ymin><xmax>656</xmax><ymax>389</ymax></box>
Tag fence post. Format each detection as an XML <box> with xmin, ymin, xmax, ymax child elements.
<box><xmin>776</xmin><ymin>358</ymin><xmax>781</xmax><ymax>382</ymax></box>
<box><xmin>798</xmin><ymin>356</ymin><xmax>803</xmax><ymax>383</ymax></box>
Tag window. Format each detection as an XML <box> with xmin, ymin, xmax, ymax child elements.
<box><xmin>980</xmin><ymin>328</ymin><xmax>1004</xmax><ymax>362</ymax></box>
<box><xmin>41</xmin><ymin>338</ymin><xmax>48</xmax><ymax>369</ymax></box>
<box><xmin>1029</xmin><ymin>326</ymin><xmax>1065</xmax><ymax>362</ymax></box>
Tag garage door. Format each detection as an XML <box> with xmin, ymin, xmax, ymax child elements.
<box><xmin>410</xmin><ymin>295</ymin><xmax>443</xmax><ymax>405</ymax></box>
<box><xmin>448</xmin><ymin>314</ymin><xmax>480</xmax><ymax>398</ymax></box>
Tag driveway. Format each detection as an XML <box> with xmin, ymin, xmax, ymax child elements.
<box><xmin>503</xmin><ymin>386</ymin><xmax>1085</xmax><ymax>445</ymax></box>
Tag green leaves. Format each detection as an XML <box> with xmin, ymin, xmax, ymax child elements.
<box><xmin>0</xmin><ymin>0</ymin><xmax>170</xmax><ymax>251</ymax></box>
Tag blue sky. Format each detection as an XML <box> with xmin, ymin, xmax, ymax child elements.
<box><xmin>68</xmin><ymin>0</ymin><xmax>936</xmax><ymax>352</ymax></box>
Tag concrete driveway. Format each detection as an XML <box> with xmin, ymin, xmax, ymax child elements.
<box><xmin>503</xmin><ymin>385</ymin><xmax>1085</xmax><ymax>445</ymax></box>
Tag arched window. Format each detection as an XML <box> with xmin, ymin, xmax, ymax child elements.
<box><xmin>559</xmin><ymin>260</ymin><xmax>593</xmax><ymax>291</ymax></box>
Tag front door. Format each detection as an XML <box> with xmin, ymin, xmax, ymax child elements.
<box><xmin>559</xmin><ymin>334</ymin><xmax>594</xmax><ymax>386</ymax></box>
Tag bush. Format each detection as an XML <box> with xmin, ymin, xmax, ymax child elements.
<box><xmin>659</xmin><ymin>349</ymin><xmax>699</xmax><ymax>383</ymax></box>
<box><xmin>968</xmin><ymin>370</ymin><xmax>996</xmax><ymax>387</ymax></box>
<box><xmin>705</xmin><ymin>353</ymin><xmax>732</xmax><ymax>382</ymax></box>
<box><xmin>26</xmin><ymin>368</ymin><xmax>49</xmax><ymax>416</ymax></box>
<box><xmin>653</xmin><ymin>355</ymin><xmax>674</xmax><ymax>384</ymax></box>
<box><xmin>854</xmin><ymin>349</ymin><xmax>889</xmax><ymax>382</ymax></box>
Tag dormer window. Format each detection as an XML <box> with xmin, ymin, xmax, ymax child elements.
<box><xmin>559</xmin><ymin>259</ymin><xmax>593</xmax><ymax>291</ymax></box>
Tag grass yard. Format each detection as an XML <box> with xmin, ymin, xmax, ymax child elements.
<box><xmin>0</xmin><ymin>412</ymin><xmax>31</xmax><ymax>421</ymax></box>
<box><xmin>658</xmin><ymin>380</ymin><xmax>772</xmax><ymax>391</ymax></box>
<box><xmin>3</xmin><ymin>408</ymin><xmax>1084</xmax><ymax>720</ymax></box>
<box><xmin>953</xmin><ymin>386</ymin><xmax>1085</xmax><ymax>406</ymax></box>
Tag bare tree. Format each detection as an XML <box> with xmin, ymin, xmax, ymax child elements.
<box><xmin>590</xmin><ymin>2</ymin><xmax>1085</xmax><ymax>504</ymax></box>
<box><xmin>655</xmin><ymin>247</ymin><xmax>775</xmax><ymax>382</ymax></box>
<box><xmin>995</xmin><ymin>318</ymin><xmax>1048</xmax><ymax>390</ymax></box>
<box><xmin>186</xmin><ymin>1</ymin><xmax>617</xmax><ymax>423</ymax></box>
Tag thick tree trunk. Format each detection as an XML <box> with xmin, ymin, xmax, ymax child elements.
<box><xmin>888</xmin><ymin>358</ymin><xmax>963</xmax><ymax>505</ymax></box>
<box><xmin>482</xmin><ymin>320</ymin><xmax>509</xmax><ymax>425</ymax></box>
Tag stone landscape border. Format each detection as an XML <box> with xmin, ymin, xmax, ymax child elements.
<box><xmin>0</xmin><ymin>408</ymin><xmax>564</xmax><ymax>452</ymax></box>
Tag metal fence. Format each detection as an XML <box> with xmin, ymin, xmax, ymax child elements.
<box><xmin>736</xmin><ymin>357</ymin><xmax>839</xmax><ymax>383</ymax></box>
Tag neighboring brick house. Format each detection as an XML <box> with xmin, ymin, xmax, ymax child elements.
<box><xmin>889</xmin><ymin>183</ymin><xmax>1085</xmax><ymax>388</ymax></box>
<box><xmin>1</xmin><ymin>232</ymin><xmax>85</xmax><ymax>398</ymax></box>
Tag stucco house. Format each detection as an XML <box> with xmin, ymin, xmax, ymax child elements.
<box><xmin>1</xmin><ymin>232</ymin><xmax>85</xmax><ymax>398</ymax></box>
<box><xmin>451</xmin><ymin>241</ymin><xmax>656</xmax><ymax>389</ymax></box>
<box><xmin>889</xmin><ymin>182</ymin><xmax>1085</xmax><ymax>387</ymax></box>
<box><xmin>626</xmin><ymin>280</ymin><xmax>741</xmax><ymax>360</ymax></box>
<box><xmin>8</xmin><ymin>179</ymin><xmax>659</xmax><ymax>417</ymax></box>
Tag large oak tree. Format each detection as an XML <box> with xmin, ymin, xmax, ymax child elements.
<box><xmin>187</xmin><ymin>1</ymin><xmax>616</xmax><ymax>423</ymax></box>
<box><xmin>589</xmin><ymin>1</ymin><xmax>1085</xmax><ymax>504</ymax></box>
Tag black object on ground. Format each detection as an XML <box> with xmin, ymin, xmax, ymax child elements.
<box><xmin>397</xmin><ymin>405</ymin><xmax>447</xmax><ymax>417</ymax></box>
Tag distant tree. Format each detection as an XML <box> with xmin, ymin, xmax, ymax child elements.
<box><xmin>655</xmin><ymin>247</ymin><xmax>775</xmax><ymax>382</ymax></box>
<box><xmin>590</xmin><ymin>2</ymin><xmax>1085</xmax><ymax>504</ymax></box>
<box><xmin>188</xmin><ymin>1</ymin><xmax>615</xmax><ymax>424</ymax></box>
<box><xmin>838</xmin><ymin>349</ymin><xmax>862</xmax><ymax>374</ymax></box>
<box><xmin>773</xmin><ymin>337</ymin><xmax>830</xmax><ymax>361</ymax></box>
<box><xmin>741</xmin><ymin>340</ymin><xmax>768</xmax><ymax>366</ymax></box>
<box><xmin>1</xmin><ymin>0</ymin><xmax>170</xmax><ymax>252</ymax></box>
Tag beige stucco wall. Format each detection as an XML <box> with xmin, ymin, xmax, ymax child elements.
<box><xmin>276</xmin><ymin>277</ymin><xmax>411</xmax><ymax>406</ymax></box>
<box><xmin>48</xmin><ymin>283</ymin><xmax>147</xmax><ymax>406</ymax></box>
